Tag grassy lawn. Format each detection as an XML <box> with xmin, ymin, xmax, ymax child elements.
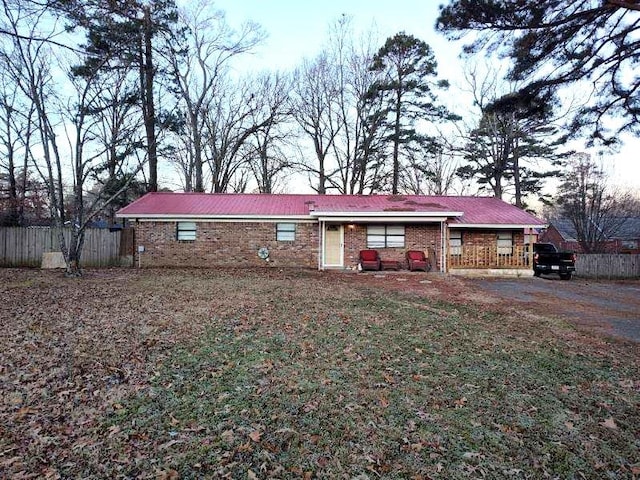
<box><xmin>1</xmin><ymin>268</ymin><xmax>638</xmax><ymax>479</ymax></box>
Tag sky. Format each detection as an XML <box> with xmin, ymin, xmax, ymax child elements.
<box><xmin>213</xmin><ymin>0</ymin><xmax>451</xmax><ymax>72</ymax></box>
<box><xmin>176</xmin><ymin>0</ymin><xmax>639</xmax><ymax>194</ymax></box>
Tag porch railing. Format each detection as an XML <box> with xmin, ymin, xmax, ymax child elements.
<box><xmin>448</xmin><ymin>245</ymin><xmax>533</xmax><ymax>270</ymax></box>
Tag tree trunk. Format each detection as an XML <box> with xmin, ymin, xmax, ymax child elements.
<box><xmin>143</xmin><ymin>6</ymin><xmax>158</xmax><ymax>192</ymax></box>
<box><xmin>512</xmin><ymin>139</ymin><xmax>522</xmax><ymax>208</ymax></box>
<box><xmin>191</xmin><ymin>110</ymin><xmax>203</xmax><ymax>192</ymax></box>
<box><xmin>6</xmin><ymin>135</ymin><xmax>18</xmax><ymax>225</ymax></box>
<box><xmin>66</xmin><ymin>225</ymin><xmax>85</xmax><ymax>277</ymax></box>
<box><xmin>317</xmin><ymin>153</ymin><xmax>326</xmax><ymax>194</ymax></box>
<box><xmin>392</xmin><ymin>91</ymin><xmax>401</xmax><ymax>194</ymax></box>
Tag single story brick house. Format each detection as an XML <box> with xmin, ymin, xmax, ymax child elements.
<box><xmin>116</xmin><ymin>193</ymin><xmax>545</xmax><ymax>273</ymax></box>
<box><xmin>540</xmin><ymin>217</ymin><xmax>640</xmax><ymax>254</ymax></box>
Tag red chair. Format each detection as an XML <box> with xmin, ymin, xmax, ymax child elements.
<box><xmin>406</xmin><ymin>250</ymin><xmax>431</xmax><ymax>272</ymax></box>
<box><xmin>359</xmin><ymin>249</ymin><xmax>381</xmax><ymax>271</ymax></box>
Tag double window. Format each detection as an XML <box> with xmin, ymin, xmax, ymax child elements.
<box><xmin>177</xmin><ymin>221</ymin><xmax>197</xmax><ymax>241</ymax></box>
<box><xmin>366</xmin><ymin>225</ymin><xmax>405</xmax><ymax>248</ymax></box>
<box><xmin>276</xmin><ymin>223</ymin><xmax>296</xmax><ymax>241</ymax></box>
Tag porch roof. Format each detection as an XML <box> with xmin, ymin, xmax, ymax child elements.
<box><xmin>116</xmin><ymin>192</ymin><xmax>545</xmax><ymax>227</ymax></box>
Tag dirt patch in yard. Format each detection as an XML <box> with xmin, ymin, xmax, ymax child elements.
<box><xmin>349</xmin><ymin>271</ymin><xmax>640</xmax><ymax>343</ymax></box>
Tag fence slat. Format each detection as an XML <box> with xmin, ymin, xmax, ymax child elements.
<box><xmin>575</xmin><ymin>254</ymin><xmax>640</xmax><ymax>279</ymax></box>
<box><xmin>0</xmin><ymin>227</ymin><xmax>131</xmax><ymax>267</ymax></box>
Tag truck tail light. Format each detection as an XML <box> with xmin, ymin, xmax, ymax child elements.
<box><xmin>534</xmin><ymin>253</ymin><xmax>539</xmax><ymax>262</ymax></box>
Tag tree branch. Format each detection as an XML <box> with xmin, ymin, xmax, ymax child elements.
<box><xmin>607</xmin><ymin>1</ymin><xmax>640</xmax><ymax>12</ymax></box>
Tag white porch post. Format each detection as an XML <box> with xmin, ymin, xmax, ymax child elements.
<box><xmin>318</xmin><ymin>220</ymin><xmax>324</xmax><ymax>270</ymax></box>
<box><xmin>441</xmin><ymin>221</ymin><xmax>447</xmax><ymax>273</ymax></box>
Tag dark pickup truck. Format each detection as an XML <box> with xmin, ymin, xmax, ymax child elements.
<box><xmin>533</xmin><ymin>243</ymin><xmax>576</xmax><ymax>280</ymax></box>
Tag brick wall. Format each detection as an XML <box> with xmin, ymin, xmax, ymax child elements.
<box><xmin>135</xmin><ymin>221</ymin><xmax>533</xmax><ymax>270</ymax></box>
<box><xmin>343</xmin><ymin>224</ymin><xmax>442</xmax><ymax>270</ymax></box>
<box><xmin>459</xmin><ymin>229</ymin><xmax>525</xmax><ymax>247</ymax></box>
<box><xmin>135</xmin><ymin>221</ymin><xmax>319</xmax><ymax>268</ymax></box>
<box><xmin>539</xmin><ymin>226</ymin><xmax>569</xmax><ymax>250</ymax></box>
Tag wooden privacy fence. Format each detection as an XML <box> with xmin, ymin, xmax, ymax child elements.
<box><xmin>0</xmin><ymin>227</ymin><xmax>133</xmax><ymax>267</ymax></box>
<box><xmin>448</xmin><ymin>245</ymin><xmax>532</xmax><ymax>269</ymax></box>
<box><xmin>575</xmin><ymin>254</ymin><xmax>640</xmax><ymax>279</ymax></box>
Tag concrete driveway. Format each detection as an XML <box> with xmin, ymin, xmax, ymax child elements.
<box><xmin>465</xmin><ymin>276</ymin><xmax>640</xmax><ymax>343</ymax></box>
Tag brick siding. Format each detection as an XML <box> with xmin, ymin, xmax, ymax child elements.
<box><xmin>343</xmin><ymin>224</ymin><xmax>442</xmax><ymax>270</ymax></box>
<box><xmin>456</xmin><ymin>229</ymin><xmax>525</xmax><ymax>248</ymax></box>
<box><xmin>134</xmin><ymin>221</ymin><xmax>531</xmax><ymax>270</ymax></box>
<box><xmin>135</xmin><ymin>221</ymin><xmax>319</xmax><ymax>268</ymax></box>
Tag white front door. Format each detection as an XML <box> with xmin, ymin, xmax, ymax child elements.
<box><xmin>323</xmin><ymin>224</ymin><xmax>343</xmax><ymax>267</ymax></box>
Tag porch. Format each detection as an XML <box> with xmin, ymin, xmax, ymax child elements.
<box><xmin>448</xmin><ymin>244</ymin><xmax>533</xmax><ymax>271</ymax></box>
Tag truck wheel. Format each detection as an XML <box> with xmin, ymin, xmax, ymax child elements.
<box><xmin>533</xmin><ymin>269</ymin><xmax>541</xmax><ymax>277</ymax></box>
<box><xmin>559</xmin><ymin>273</ymin><xmax>572</xmax><ymax>280</ymax></box>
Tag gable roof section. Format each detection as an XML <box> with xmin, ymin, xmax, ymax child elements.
<box><xmin>548</xmin><ymin>216</ymin><xmax>640</xmax><ymax>241</ymax></box>
<box><xmin>116</xmin><ymin>192</ymin><xmax>545</xmax><ymax>227</ymax></box>
<box><xmin>547</xmin><ymin>218</ymin><xmax>578</xmax><ymax>241</ymax></box>
<box><xmin>117</xmin><ymin>192</ymin><xmax>313</xmax><ymax>217</ymax></box>
<box><xmin>618</xmin><ymin>217</ymin><xmax>640</xmax><ymax>239</ymax></box>
<box><xmin>444</xmin><ymin>196</ymin><xmax>544</xmax><ymax>226</ymax></box>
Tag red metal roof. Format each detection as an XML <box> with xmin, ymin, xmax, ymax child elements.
<box><xmin>117</xmin><ymin>192</ymin><xmax>315</xmax><ymax>216</ymax></box>
<box><xmin>116</xmin><ymin>192</ymin><xmax>545</xmax><ymax>226</ymax></box>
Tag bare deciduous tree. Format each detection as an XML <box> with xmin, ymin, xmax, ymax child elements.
<box><xmin>290</xmin><ymin>53</ymin><xmax>341</xmax><ymax>194</ymax></box>
<box><xmin>0</xmin><ymin>66</ymin><xmax>36</xmax><ymax>225</ymax></box>
<box><xmin>167</xmin><ymin>1</ymin><xmax>265</xmax><ymax>192</ymax></box>
<box><xmin>322</xmin><ymin>16</ymin><xmax>389</xmax><ymax>194</ymax></box>
<box><xmin>1</xmin><ymin>2</ymin><xmax>144</xmax><ymax>274</ymax></box>
<box><xmin>243</xmin><ymin>72</ymin><xmax>293</xmax><ymax>193</ymax></box>
<box><xmin>202</xmin><ymin>77</ymin><xmax>286</xmax><ymax>192</ymax></box>
<box><xmin>401</xmin><ymin>147</ymin><xmax>460</xmax><ymax>195</ymax></box>
<box><xmin>556</xmin><ymin>153</ymin><xmax>634</xmax><ymax>253</ymax></box>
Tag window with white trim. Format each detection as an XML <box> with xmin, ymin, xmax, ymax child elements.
<box><xmin>497</xmin><ymin>231</ymin><xmax>513</xmax><ymax>255</ymax></box>
<box><xmin>449</xmin><ymin>230</ymin><xmax>462</xmax><ymax>255</ymax></box>
<box><xmin>177</xmin><ymin>221</ymin><xmax>197</xmax><ymax>241</ymax></box>
<box><xmin>366</xmin><ymin>225</ymin><xmax>405</xmax><ymax>248</ymax></box>
<box><xmin>276</xmin><ymin>223</ymin><xmax>296</xmax><ymax>241</ymax></box>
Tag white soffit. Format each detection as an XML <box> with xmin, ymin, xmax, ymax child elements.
<box><xmin>450</xmin><ymin>223</ymin><xmax>548</xmax><ymax>229</ymax></box>
<box><xmin>315</xmin><ymin>216</ymin><xmax>450</xmax><ymax>223</ymax></box>
<box><xmin>312</xmin><ymin>210</ymin><xmax>462</xmax><ymax>220</ymax></box>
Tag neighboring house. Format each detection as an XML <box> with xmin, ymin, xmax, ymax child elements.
<box><xmin>541</xmin><ymin>217</ymin><xmax>640</xmax><ymax>254</ymax></box>
<box><xmin>116</xmin><ymin>193</ymin><xmax>545</xmax><ymax>273</ymax></box>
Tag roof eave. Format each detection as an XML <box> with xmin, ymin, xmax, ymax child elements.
<box><xmin>115</xmin><ymin>213</ymin><xmax>313</xmax><ymax>221</ymax></box>
<box><xmin>315</xmin><ymin>215</ymin><xmax>451</xmax><ymax>223</ymax></box>
<box><xmin>450</xmin><ymin>223</ymin><xmax>547</xmax><ymax>229</ymax></box>
<box><xmin>311</xmin><ymin>210</ymin><xmax>464</xmax><ymax>218</ymax></box>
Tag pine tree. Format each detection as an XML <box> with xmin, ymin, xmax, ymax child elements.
<box><xmin>437</xmin><ymin>1</ymin><xmax>640</xmax><ymax>142</ymax></box>
<box><xmin>61</xmin><ymin>0</ymin><xmax>180</xmax><ymax>192</ymax></box>
<box><xmin>365</xmin><ymin>32</ymin><xmax>453</xmax><ymax>194</ymax></box>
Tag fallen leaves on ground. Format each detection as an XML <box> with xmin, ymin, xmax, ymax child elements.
<box><xmin>1</xmin><ymin>267</ymin><xmax>639</xmax><ymax>479</ymax></box>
